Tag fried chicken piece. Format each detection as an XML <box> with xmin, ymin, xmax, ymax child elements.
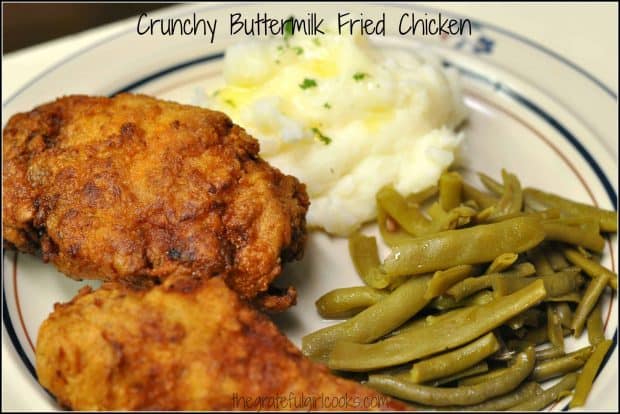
<box><xmin>36</xmin><ymin>277</ymin><xmax>406</xmax><ymax>411</ymax></box>
<box><xmin>2</xmin><ymin>94</ymin><xmax>309</xmax><ymax>310</ymax></box>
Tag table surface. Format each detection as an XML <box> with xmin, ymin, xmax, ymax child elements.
<box><xmin>2</xmin><ymin>2</ymin><xmax>618</xmax><ymax>411</ymax></box>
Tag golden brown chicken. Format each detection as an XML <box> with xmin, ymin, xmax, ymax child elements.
<box><xmin>2</xmin><ymin>94</ymin><xmax>309</xmax><ymax>310</ymax></box>
<box><xmin>36</xmin><ymin>276</ymin><xmax>407</xmax><ymax>411</ymax></box>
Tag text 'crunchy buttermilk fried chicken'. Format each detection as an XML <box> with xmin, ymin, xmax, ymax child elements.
<box><xmin>36</xmin><ymin>276</ymin><xmax>407</xmax><ymax>411</ymax></box>
<box><xmin>2</xmin><ymin>94</ymin><xmax>309</xmax><ymax>310</ymax></box>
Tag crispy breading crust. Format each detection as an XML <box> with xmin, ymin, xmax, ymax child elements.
<box><xmin>2</xmin><ymin>94</ymin><xmax>309</xmax><ymax>310</ymax></box>
<box><xmin>36</xmin><ymin>277</ymin><xmax>407</xmax><ymax>411</ymax></box>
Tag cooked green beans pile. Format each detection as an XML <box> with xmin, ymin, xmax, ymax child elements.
<box><xmin>302</xmin><ymin>169</ymin><xmax>618</xmax><ymax>410</ymax></box>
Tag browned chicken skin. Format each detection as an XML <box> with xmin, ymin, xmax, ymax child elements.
<box><xmin>2</xmin><ymin>94</ymin><xmax>309</xmax><ymax>310</ymax></box>
<box><xmin>7</xmin><ymin>95</ymin><xmax>403</xmax><ymax>410</ymax></box>
<box><xmin>36</xmin><ymin>277</ymin><xmax>407</xmax><ymax>411</ymax></box>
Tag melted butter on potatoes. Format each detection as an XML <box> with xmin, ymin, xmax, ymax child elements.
<box><xmin>210</xmin><ymin>30</ymin><xmax>467</xmax><ymax>235</ymax></box>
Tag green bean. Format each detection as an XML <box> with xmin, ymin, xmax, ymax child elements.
<box><xmin>447</xmin><ymin>263</ymin><xmax>535</xmax><ymax>301</ymax></box>
<box><xmin>488</xmin><ymin>170</ymin><xmax>523</xmax><ymax>219</ymax></box>
<box><xmin>405</xmin><ymin>185</ymin><xmax>438</xmax><ymax>205</ymax></box>
<box><xmin>523</xmin><ymin>187</ymin><xmax>617</xmax><ymax>232</ymax></box>
<box><xmin>486</xmin><ymin>253</ymin><xmax>518</xmax><ymax>274</ymax></box>
<box><xmin>478</xmin><ymin>172</ymin><xmax>504</xmax><ymax>195</ymax></box>
<box><xmin>570</xmin><ymin>339</ymin><xmax>613</xmax><ymax>408</ymax></box>
<box><xmin>530</xmin><ymin>346</ymin><xmax>593</xmax><ymax>381</ymax></box>
<box><xmin>430</xmin><ymin>290</ymin><xmax>494</xmax><ymax>311</ymax></box>
<box><xmin>462</xmin><ymin>182</ymin><xmax>498</xmax><ymax>209</ymax></box>
<box><xmin>328</xmin><ymin>280</ymin><xmax>546</xmax><ymax>371</ymax></box>
<box><xmin>542</xmin><ymin>218</ymin><xmax>605</xmax><ymax>252</ymax></box>
<box><xmin>462</xmin><ymin>199</ymin><xmax>481</xmax><ymax>211</ymax></box>
<box><xmin>492</xmin><ymin>268</ymin><xmax>581</xmax><ymax>298</ymax></box>
<box><xmin>348</xmin><ymin>232</ymin><xmax>381</xmax><ymax>286</ymax></box>
<box><xmin>571</xmin><ymin>271</ymin><xmax>610</xmax><ymax>337</ymax></box>
<box><xmin>458</xmin><ymin>367</ymin><xmax>510</xmax><ymax>386</ymax></box>
<box><xmin>387</xmin><ymin>318</ymin><xmax>427</xmax><ymax>338</ymax></box>
<box><xmin>440</xmin><ymin>206</ymin><xmax>478</xmax><ymax>231</ymax></box>
<box><xmin>409</xmin><ymin>333</ymin><xmax>500</xmax><ymax>384</ymax></box>
<box><xmin>302</xmin><ymin>275</ymin><xmax>431</xmax><ymax>362</ymax></box>
<box><xmin>429</xmin><ymin>295</ymin><xmax>462</xmax><ymax>311</ymax></box>
<box><xmin>563</xmin><ymin>248</ymin><xmax>617</xmax><ymax>290</ymax></box>
<box><xmin>532</xmin><ymin>208</ymin><xmax>562</xmax><ymax>220</ymax></box>
<box><xmin>377</xmin><ymin>205</ymin><xmax>416</xmax><ymax>247</ymax></box>
<box><xmin>446</xmin><ymin>275</ymin><xmax>493</xmax><ymax>301</ymax></box>
<box><xmin>380</xmin><ymin>217</ymin><xmax>545</xmax><ymax>279</ymax></box>
<box><xmin>506</xmin><ymin>339</ymin><xmax>565</xmax><ymax>361</ymax></box>
<box><xmin>475</xmin><ymin>205</ymin><xmax>496</xmax><ymax>222</ymax></box>
<box><xmin>426</xmin><ymin>201</ymin><xmax>446</xmax><ymax>222</ymax></box>
<box><xmin>315</xmin><ymin>287</ymin><xmax>388</xmax><ymax>319</ymax></box>
<box><xmin>547</xmin><ymin>292</ymin><xmax>582</xmax><ymax>303</ymax></box>
<box><xmin>586</xmin><ymin>299</ymin><xmax>605</xmax><ymax>346</ymax></box>
<box><xmin>509</xmin><ymin>373</ymin><xmax>578</xmax><ymax>411</ymax></box>
<box><xmin>387</xmin><ymin>274</ymin><xmax>413</xmax><ymax>290</ymax></box>
<box><xmin>377</xmin><ymin>185</ymin><xmax>432</xmax><ymax>236</ymax></box>
<box><xmin>391</xmin><ymin>306</ymin><xmax>473</xmax><ymax>339</ymax></box>
<box><xmin>546</xmin><ymin>246</ymin><xmax>570</xmax><ymax>270</ymax></box>
<box><xmin>447</xmin><ymin>263</ymin><xmax>534</xmax><ymax>301</ymax></box>
<box><xmin>547</xmin><ymin>304</ymin><xmax>565</xmax><ymax>352</ymax></box>
<box><xmin>426</xmin><ymin>202</ymin><xmax>477</xmax><ymax>232</ymax></box>
<box><xmin>430</xmin><ymin>362</ymin><xmax>489</xmax><ymax>386</ymax></box>
<box><xmin>578</xmin><ymin>246</ymin><xmax>593</xmax><ymax>258</ymax></box>
<box><xmin>555</xmin><ymin>302</ymin><xmax>573</xmax><ymax>329</ymax></box>
<box><xmin>506</xmin><ymin>262</ymin><xmax>537</xmax><ymax>276</ymax></box>
<box><xmin>367</xmin><ymin>347</ymin><xmax>535</xmax><ymax>406</ymax></box>
<box><xmin>363</xmin><ymin>268</ymin><xmax>392</xmax><ymax>290</ymax></box>
<box><xmin>453</xmin><ymin>382</ymin><xmax>543</xmax><ymax>411</ymax></box>
<box><xmin>425</xmin><ymin>265</ymin><xmax>474</xmax><ymax>300</ymax></box>
<box><xmin>536</xmin><ymin>346</ymin><xmax>566</xmax><ymax>361</ymax></box>
<box><xmin>528</xmin><ymin>246</ymin><xmax>555</xmax><ymax>276</ymax></box>
<box><xmin>484</xmin><ymin>208</ymin><xmax>562</xmax><ymax>224</ymax></box>
<box><xmin>461</xmin><ymin>290</ymin><xmax>496</xmax><ymax>306</ymax></box>
<box><xmin>439</xmin><ymin>172</ymin><xmax>463</xmax><ymax>211</ymax></box>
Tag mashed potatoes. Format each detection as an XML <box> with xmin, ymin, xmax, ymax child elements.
<box><xmin>209</xmin><ymin>31</ymin><xmax>467</xmax><ymax>235</ymax></box>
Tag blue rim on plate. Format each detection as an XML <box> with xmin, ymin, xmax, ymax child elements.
<box><xmin>2</xmin><ymin>4</ymin><xmax>618</xmax><ymax>411</ymax></box>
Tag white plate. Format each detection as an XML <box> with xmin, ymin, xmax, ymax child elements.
<box><xmin>2</xmin><ymin>3</ymin><xmax>618</xmax><ymax>411</ymax></box>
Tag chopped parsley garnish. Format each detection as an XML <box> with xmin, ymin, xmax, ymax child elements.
<box><xmin>293</xmin><ymin>46</ymin><xmax>304</xmax><ymax>55</ymax></box>
<box><xmin>311</xmin><ymin>127</ymin><xmax>332</xmax><ymax>145</ymax></box>
<box><xmin>313</xmin><ymin>38</ymin><xmax>321</xmax><ymax>46</ymax></box>
<box><xmin>212</xmin><ymin>89</ymin><xmax>220</xmax><ymax>97</ymax></box>
<box><xmin>277</xmin><ymin>45</ymin><xmax>284</xmax><ymax>52</ymax></box>
<box><xmin>323</xmin><ymin>102</ymin><xmax>331</xmax><ymax>109</ymax></box>
<box><xmin>353</xmin><ymin>72</ymin><xmax>369</xmax><ymax>81</ymax></box>
<box><xmin>299</xmin><ymin>78</ymin><xmax>317</xmax><ymax>89</ymax></box>
<box><xmin>283</xmin><ymin>16</ymin><xmax>294</xmax><ymax>41</ymax></box>
<box><xmin>224</xmin><ymin>99</ymin><xmax>236</xmax><ymax>108</ymax></box>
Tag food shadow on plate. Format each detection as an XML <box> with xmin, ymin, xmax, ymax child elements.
<box><xmin>268</xmin><ymin>232</ymin><xmax>324</xmax><ymax>338</ymax></box>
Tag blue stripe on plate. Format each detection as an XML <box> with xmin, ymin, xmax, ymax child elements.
<box><xmin>442</xmin><ymin>61</ymin><xmax>618</xmax><ymax>208</ymax></box>
<box><xmin>113</xmin><ymin>53</ymin><xmax>224</xmax><ymax>94</ymax></box>
<box><xmin>2</xmin><ymin>277</ymin><xmax>37</xmax><ymax>378</ymax></box>
<box><xmin>3</xmin><ymin>277</ymin><xmax>62</xmax><ymax>405</ymax></box>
